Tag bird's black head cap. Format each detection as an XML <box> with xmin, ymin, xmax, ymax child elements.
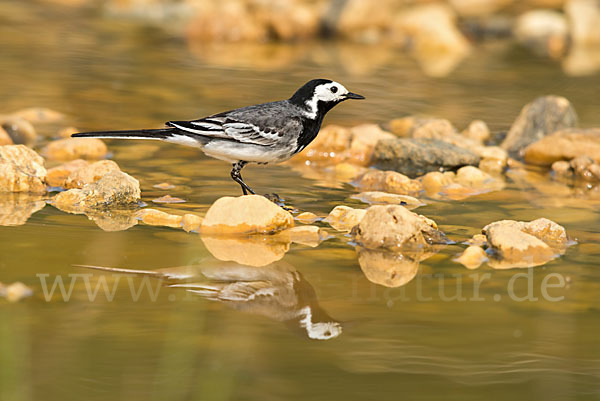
<box><xmin>289</xmin><ymin>79</ymin><xmax>334</xmax><ymax>105</ymax></box>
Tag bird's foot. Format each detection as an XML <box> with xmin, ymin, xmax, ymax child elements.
<box><xmin>263</xmin><ymin>193</ymin><xmax>296</xmax><ymax>212</ymax></box>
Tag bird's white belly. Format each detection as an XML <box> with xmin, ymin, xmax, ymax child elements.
<box><xmin>202</xmin><ymin>141</ymin><xmax>294</xmax><ymax>164</ymax></box>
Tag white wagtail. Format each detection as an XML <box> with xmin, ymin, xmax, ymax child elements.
<box><xmin>72</xmin><ymin>79</ymin><xmax>364</xmax><ymax>195</ymax></box>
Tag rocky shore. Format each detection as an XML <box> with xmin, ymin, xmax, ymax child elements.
<box><xmin>3</xmin><ymin>91</ymin><xmax>597</xmax><ymax>297</ymax></box>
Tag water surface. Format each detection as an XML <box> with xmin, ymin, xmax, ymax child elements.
<box><xmin>1</xmin><ymin>2</ymin><xmax>599</xmax><ymax>400</ymax></box>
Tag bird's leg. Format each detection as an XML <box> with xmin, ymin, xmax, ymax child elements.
<box><xmin>230</xmin><ymin>161</ymin><xmax>256</xmax><ymax>195</ymax></box>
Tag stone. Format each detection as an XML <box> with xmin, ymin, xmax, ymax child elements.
<box><xmin>356</xmin><ymin>247</ymin><xmax>420</xmax><ymax>287</ymax></box>
<box><xmin>354</xmin><ymin>169</ymin><xmax>423</xmax><ymax>195</ymax></box>
<box><xmin>467</xmin><ymin>233</ymin><xmax>487</xmax><ymax>247</ymax></box>
<box><xmin>46</xmin><ymin>159</ymin><xmax>90</xmax><ymax>188</ymax></box>
<box><xmin>137</xmin><ymin>208</ymin><xmax>183</xmax><ymax>228</ymax></box>
<box><xmin>58</xmin><ymin>127</ymin><xmax>79</xmax><ymax>138</ymax></box>
<box><xmin>482</xmin><ymin>218</ymin><xmax>568</xmax><ymax>268</ymax></box>
<box><xmin>53</xmin><ymin>170</ymin><xmax>140</xmax><ymax>213</ymax></box>
<box><xmin>351</xmin><ymin>205</ymin><xmax>448</xmax><ymax>251</ymax></box>
<box><xmin>0</xmin><ymin>145</ymin><xmax>46</xmax><ymax>194</ymax></box>
<box><xmin>294</xmin><ymin>124</ymin><xmax>395</xmax><ymax>166</ymax></box>
<box><xmin>372</xmin><ymin>138</ymin><xmax>480</xmax><ymax>178</ymax></box>
<box><xmin>153</xmin><ymin>182</ymin><xmax>175</xmax><ymax>190</ymax></box>
<box><xmin>295</xmin><ymin>211</ymin><xmax>319</xmax><ymax>224</ymax></box>
<box><xmin>448</xmin><ymin>0</ymin><xmax>513</xmax><ymax>17</ymax></box>
<box><xmin>479</xmin><ymin>157</ymin><xmax>506</xmax><ymax>174</ymax></box>
<box><xmin>501</xmin><ymin>96</ymin><xmax>578</xmax><ymax>154</ymax></box>
<box><xmin>390</xmin><ymin>3</ymin><xmax>470</xmax><ymax>77</ymax></box>
<box><xmin>421</xmin><ymin>167</ymin><xmax>504</xmax><ymax>200</ymax></box>
<box><xmin>454</xmin><ymin>245</ymin><xmax>487</xmax><ymax>269</ymax></box>
<box><xmin>563</xmin><ymin>44</ymin><xmax>600</xmax><ymax>76</ymax></box>
<box><xmin>325</xmin><ymin>205</ymin><xmax>366</xmax><ymax>231</ymax></box>
<box><xmin>0</xmin><ymin>194</ymin><xmax>46</xmax><ymax>226</ymax></box>
<box><xmin>421</xmin><ymin>171</ymin><xmax>456</xmax><ymax>196</ymax></box>
<box><xmin>551</xmin><ymin>160</ymin><xmax>573</xmax><ymax>178</ymax></box>
<box><xmin>152</xmin><ymin>195</ymin><xmax>186</xmax><ymax>204</ymax></box>
<box><xmin>201</xmin><ymin>195</ymin><xmax>294</xmax><ymax>234</ymax></box>
<box><xmin>182</xmin><ymin>213</ymin><xmax>203</xmax><ymax>232</ymax></box>
<box><xmin>523</xmin><ymin>128</ymin><xmax>600</xmax><ymax>165</ymax></box>
<box><xmin>462</xmin><ymin>120</ymin><xmax>490</xmax><ymax>143</ymax></box>
<box><xmin>333</xmin><ymin>163</ymin><xmax>368</xmax><ymax>181</ymax></box>
<box><xmin>2</xmin><ymin>282</ymin><xmax>33</xmax><ymax>303</ymax></box>
<box><xmin>1</xmin><ymin>117</ymin><xmax>37</xmax><ymax>146</ymax></box>
<box><xmin>11</xmin><ymin>107</ymin><xmax>65</xmax><ymax>124</ymax></box>
<box><xmin>275</xmin><ymin>225</ymin><xmax>329</xmax><ymax>247</ymax></box>
<box><xmin>565</xmin><ymin>0</ymin><xmax>600</xmax><ymax>46</ymax></box>
<box><xmin>0</xmin><ymin>127</ymin><xmax>13</xmax><ymax>146</ymax></box>
<box><xmin>515</xmin><ymin>10</ymin><xmax>569</xmax><ymax>58</ymax></box>
<box><xmin>44</xmin><ymin>137</ymin><xmax>107</xmax><ymax>161</ymax></box>
<box><xmin>455</xmin><ymin>165</ymin><xmax>491</xmax><ymax>187</ymax></box>
<box><xmin>351</xmin><ymin>191</ymin><xmax>424</xmax><ymax>209</ymax></box>
<box><xmin>201</xmin><ymin>235</ymin><xmax>290</xmax><ymax>267</ymax></box>
<box><xmin>47</xmin><ymin>159</ymin><xmax>121</xmax><ymax>189</ymax></box>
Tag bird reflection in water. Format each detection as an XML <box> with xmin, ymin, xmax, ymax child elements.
<box><xmin>78</xmin><ymin>260</ymin><xmax>342</xmax><ymax>341</ymax></box>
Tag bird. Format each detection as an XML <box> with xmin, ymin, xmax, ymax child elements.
<box><xmin>72</xmin><ymin>79</ymin><xmax>364</xmax><ymax>195</ymax></box>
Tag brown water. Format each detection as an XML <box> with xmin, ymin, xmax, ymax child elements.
<box><xmin>1</xmin><ymin>1</ymin><xmax>600</xmax><ymax>400</ymax></box>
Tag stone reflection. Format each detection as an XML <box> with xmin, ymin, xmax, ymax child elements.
<box><xmin>356</xmin><ymin>247</ymin><xmax>437</xmax><ymax>288</ymax></box>
<box><xmin>0</xmin><ymin>193</ymin><xmax>46</xmax><ymax>226</ymax></box>
<box><xmin>82</xmin><ymin>260</ymin><xmax>342</xmax><ymax>341</ymax></box>
<box><xmin>201</xmin><ymin>235</ymin><xmax>290</xmax><ymax>267</ymax></box>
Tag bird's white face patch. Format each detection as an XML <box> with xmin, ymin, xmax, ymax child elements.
<box><xmin>304</xmin><ymin>81</ymin><xmax>349</xmax><ymax>119</ymax></box>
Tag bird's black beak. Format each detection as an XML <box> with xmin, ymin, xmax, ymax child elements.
<box><xmin>344</xmin><ymin>92</ymin><xmax>365</xmax><ymax>100</ymax></box>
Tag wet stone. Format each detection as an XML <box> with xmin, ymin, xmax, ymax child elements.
<box><xmin>482</xmin><ymin>218</ymin><xmax>569</xmax><ymax>269</ymax></box>
<box><xmin>454</xmin><ymin>245</ymin><xmax>487</xmax><ymax>270</ymax></box>
<box><xmin>523</xmin><ymin>128</ymin><xmax>600</xmax><ymax>166</ymax></box>
<box><xmin>372</xmin><ymin>138</ymin><xmax>480</xmax><ymax>178</ymax></box>
<box><xmin>1</xmin><ymin>117</ymin><xmax>37</xmax><ymax>146</ymax></box>
<box><xmin>325</xmin><ymin>205</ymin><xmax>366</xmax><ymax>232</ymax></box>
<box><xmin>351</xmin><ymin>191</ymin><xmax>424</xmax><ymax>209</ymax></box>
<box><xmin>137</xmin><ymin>208</ymin><xmax>183</xmax><ymax>228</ymax></box>
<box><xmin>201</xmin><ymin>195</ymin><xmax>294</xmax><ymax>235</ymax></box>
<box><xmin>47</xmin><ymin>159</ymin><xmax>121</xmax><ymax>189</ymax></box>
<box><xmin>354</xmin><ymin>169</ymin><xmax>423</xmax><ymax>196</ymax></box>
<box><xmin>182</xmin><ymin>213</ymin><xmax>203</xmax><ymax>232</ymax></box>
<box><xmin>44</xmin><ymin>137</ymin><xmax>108</xmax><ymax>161</ymax></box>
<box><xmin>0</xmin><ymin>145</ymin><xmax>47</xmax><ymax>194</ymax></box>
<box><xmin>53</xmin><ymin>170</ymin><xmax>141</xmax><ymax>213</ymax></box>
<box><xmin>351</xmin><ymin>204</ymin><xmax>448</xmax><ymax>251</ymax></box>
<box><xmin>501</xmin><ymin>95</ymin><xmax>578</xmax><ymax>154</ymax></box>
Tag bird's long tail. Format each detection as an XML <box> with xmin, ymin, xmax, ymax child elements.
<box><xmin>72</xmin><ymin>127</ymin><xmax>206</xmax><ymax>148</ymax></box>
<box><xmin>72</xmin><ymin>128</ymin><xmax>176</xmax><ymax>141</ymax></box>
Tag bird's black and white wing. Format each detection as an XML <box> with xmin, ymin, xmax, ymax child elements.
<box><xmin>167</xmin><ymin>102</ymin><xmax>302</xmax><ymax>148</ymax></box>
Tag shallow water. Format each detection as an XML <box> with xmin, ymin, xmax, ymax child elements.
<box><xmin>1</xmin><ymin>1</ymin><xmax>600</xmax><ymax>400</ymax></box>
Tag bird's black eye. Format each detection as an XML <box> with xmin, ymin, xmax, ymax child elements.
<box><xmin>330</xmin><ymin>86</ymin><xmax>338</xmax><ymax>94</ymax></box>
